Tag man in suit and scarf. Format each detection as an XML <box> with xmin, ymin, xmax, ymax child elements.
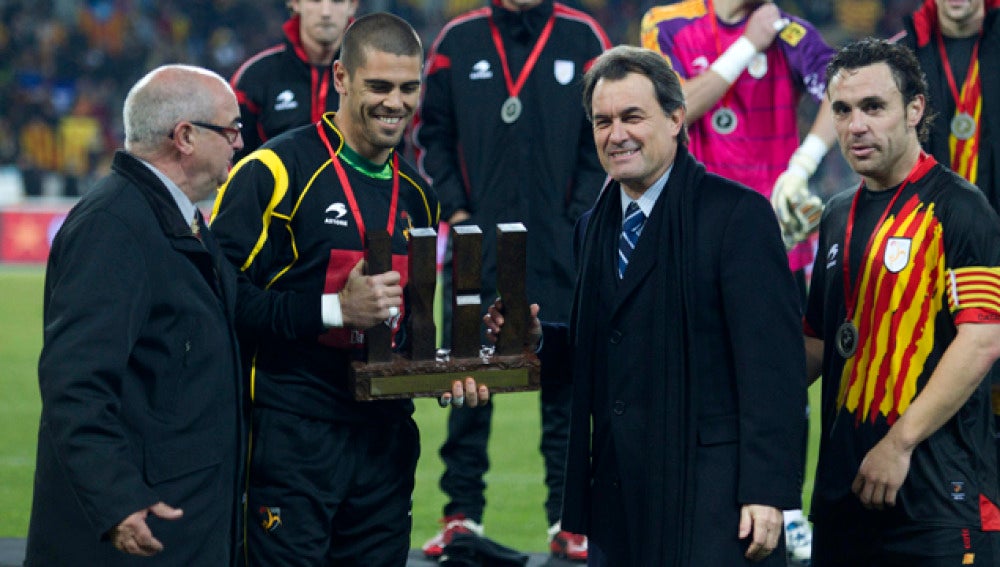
<box><xmin>489</xmin><ymin>45</ymin><xmax>808</xmax><ymax>565</ymax></box>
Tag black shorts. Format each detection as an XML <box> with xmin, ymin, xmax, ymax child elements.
<box><xmin>244</xmin><ymin>407</ymin><xmax>420</xmax><ymax>566</ymax></box>
<box><xmin>813</xmin><ymin>496</ymin><xmax>1000</xmax><ymax>566</ymax></box>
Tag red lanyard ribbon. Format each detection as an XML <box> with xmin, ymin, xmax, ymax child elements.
<box><xmin>841</xmin><ymin>153</ymin><xmax>935</xmax><ymax>320</ymax></box>
<box><xmin>487</xmin><ymin>12</ymin><xmax>556</xmax><ymax>99</ymax></box>
<box><xmin>935</xmin><ymin>29</ymin><xmax>981</xmax><ymax>121</ymax></box>
<box><xmin>316</xmin><ymin>120</ymin><xmax>400</xmax><ymax>245</ymax></box>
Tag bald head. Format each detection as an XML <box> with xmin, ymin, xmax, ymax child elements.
<box><xmin>123</xmin><ymin>65</ymin><xmax>234</xmax><ymax>155</ymax></box>
<box><xmin>122</xmin><ymin>64</ymin><xmax>243</xmax><ymax>202</ymax></box>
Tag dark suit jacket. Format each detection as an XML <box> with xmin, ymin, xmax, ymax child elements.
<box><xmin>25</xmin><ymin>151</ymin><xmax>323</xmax><ymax>566</ymax></box>
<box><xmin>559</xmin><ymin>147</ymin><xmax>807</xmax><ymax>566</ymax></box>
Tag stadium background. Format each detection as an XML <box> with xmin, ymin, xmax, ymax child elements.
<box><xmin>0</xmin><ymin>0</ymin><xmax>910</xmax><ymax>554</ymax></box>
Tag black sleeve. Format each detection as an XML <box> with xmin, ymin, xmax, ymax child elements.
<box><xmin>37</xmin><ymin>211</ymin><xmax>161</xmax><ymax>536</ymax></box>
<box><xmin>414</xmin><ymin>32</ymin><xmax>469</xmax><ymax>220</ymax></box>
<box><xmin>231</xmin><ymin>70</ymin><xmax>265</xmax><ymax>162</ymax></box>
<box><xmin>719</xmin><ymin>189</ymin><xmax>808</xmax><ymax>509</ymax></box>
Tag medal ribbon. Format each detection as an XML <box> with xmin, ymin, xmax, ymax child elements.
<box><xmin>316</xmin><ymin>120</ymin><xmax>400</xmax><ymax>244</ymax></box>
<box><xmin>841</xmin><ymin>153</ymin><xmax>935</xmax><ymax>323</ymax></box>
<box><xmin>935</xmin><ymin>29</ymin><xmax>981</xmax><ymax>180</ymax></box>
<box><xmin>487</xmin><ymin>11</ymin><xmax>556</xmax><ymax>100</ymax></box>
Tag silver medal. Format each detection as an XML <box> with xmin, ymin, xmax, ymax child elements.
<box><xmin>501</xmin><ymin>96</ymin><xmax>522</xmax><ymax>124</ymax></box>
<box><xmin>835</xmin><ymin>320</ymin><xmax>859</xmax><ymax>358</ymax></box>
<box><xmin>711</xmin><ymin>107</ymin><xmax>738</xmax><ymax>135</ymax></box>
<box><xmin>950</xmin><ymin>112</ymin><xmax>976</xmax><ymax>140</ymax></box>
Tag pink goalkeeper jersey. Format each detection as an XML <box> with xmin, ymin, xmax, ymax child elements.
<box><xmin>641</xmin><ymin>0</ymin><xmax>834</xmax><ymax>271</ymax></box>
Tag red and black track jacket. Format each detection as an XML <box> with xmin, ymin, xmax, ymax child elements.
<box><xmin>412</xmin><ymin>0</ymin><xmax>610</xmax><ymax>322</ymax></box>
<box><xmin>230</xmin><ymin>15</ymin><xmax>339</xmax><ymax>161</ymax></box>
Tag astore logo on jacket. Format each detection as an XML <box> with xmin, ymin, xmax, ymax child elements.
<box><xmin>274</xmin><ymin>90</ymin><xmax>298</xmax><ymax>111</ymax></box>
<box><xmin>470</xmin><ymin>60</ymin><xmax>493</xmax><ymax>80</ymax></box>
<box><xmin>325</xmin><ymin>202</ymin><xmax>349</xmax><ymax>227</ymax></box>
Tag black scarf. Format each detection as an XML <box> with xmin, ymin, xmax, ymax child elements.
<box><xmin>570</xmin><ymin>145</ymin><xmax>704</xmax><ymax>566</ymax></box>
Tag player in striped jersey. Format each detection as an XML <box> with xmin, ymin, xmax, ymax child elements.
<box><xmin>805</xmin><ymin>38</ymin><xmax>1000</xmax><ymax>566</ymax></box>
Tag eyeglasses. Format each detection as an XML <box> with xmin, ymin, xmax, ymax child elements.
<box><xmin>168</xmin><ymin>120</ymin><xmax>243</xmax><ymax>144</ymax></box>
<box><xmin>191</xmin><ymin>120</ymin><xmax>242</xmax><ymax>144</ymax></box>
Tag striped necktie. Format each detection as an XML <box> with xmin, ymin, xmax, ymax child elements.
<box><xmin>618</xmin><ymin>201</ymin><xmax>645</xmax><ymax>279</ymax></box>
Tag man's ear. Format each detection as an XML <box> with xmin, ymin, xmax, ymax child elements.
<box><xmin>669</xmin><ymin>106</ymin><xmax>686</xmax><ymax>135</ymax></box>
<box><xmin>906</xmin><ymin>93</ymin><xmax>925</xmax><ymax>129</ymax></box>
<box><xmin>168</xmin><ymin>122</ymin><xmax>197</xmax><ymax>155</ymax></box>
<box><xmin>333</xmin><ymin>60</ymin><xmax>348</xmax><ymax>96</ymax></box>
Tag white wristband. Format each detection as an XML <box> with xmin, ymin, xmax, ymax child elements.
<box><xmin>788</xmin><ymin>134</ymin><xmax>829</xmax><ymax>178</ymax></box>
<box><xmin>710</xmin><ymin>36</ymin><xmax>757</xmax><ymax>84</ymax></box>
<box><xmin>322</xmin><ymin>293</ymin><xmax>344</xmax><ymax>328</ymax></box>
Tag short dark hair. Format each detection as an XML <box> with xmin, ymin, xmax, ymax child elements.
<box><xmin>582</xmin><ymin>45</ymin><xmax>688</xmax><ymax>146</ymax></box>
<box><xmin>340</xmin><ymin>12</ymin><xmax>423</xmax><ymax>75</ymax></box>
<box><xmin>826</xmin><ymin>38</ymin><xmax>935</xmax><ymax>142</ymax></box>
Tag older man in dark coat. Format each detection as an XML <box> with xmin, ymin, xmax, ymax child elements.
<box><xmin>23</xmin><ymin>64</ymin><xmax>320</xmax><ymax>566</ymax></box>
<box><xmin>22</xmin><ymin>63</ymin><xmax>411</xmax><ymax>565</ymax></box>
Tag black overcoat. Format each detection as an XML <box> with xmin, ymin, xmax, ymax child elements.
<box><xmin>25</xmin><ymin>151</ymin><xmax>322</xmax><ymax>566</ymax></box>
<box><xmin>560</xmin><ymin>147</ymin><xmax>808</xmax><ymax>566</ymax></box>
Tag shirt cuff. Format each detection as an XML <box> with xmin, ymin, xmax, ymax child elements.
<box><xmin>322</xmin><ymin>293</ymin><xmax>344</xmax><ymax>328</ymax></box>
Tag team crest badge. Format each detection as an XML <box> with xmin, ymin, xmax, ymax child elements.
<box><xmin>554</xmin><ymin>60</ymin><xmax>575</xmax><ymax>85</ymax></box>
<box><xmin>884</xmin><ymin>237</ymin><xmax>911</xmax><ymax>273</ymax></box>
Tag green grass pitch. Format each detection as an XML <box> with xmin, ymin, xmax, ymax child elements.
<box><xmin>0</xmin><ymin>267</ymin><xmax>820</xmax><ymax>552</ymax></box>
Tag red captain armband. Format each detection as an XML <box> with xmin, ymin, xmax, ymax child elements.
<box><xmin>947</xmin><ymin>267</ymin><xmax>1000</xmax><ymax>325</ymax></box>
<box><xmin>318</xmin><ymin>249</ymin><xmax>409</xmax><ymax>350</ymax></box>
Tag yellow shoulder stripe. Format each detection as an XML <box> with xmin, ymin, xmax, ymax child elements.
<box><xmin>214</xmin><ymin>149</ymin><xmax>290</xmax><ymax>273</ymax></box>
<box><xmin>641</xmin><ymin>0</ymin><xmax>706</xmax><ymax>26</ymax></box>
<box><xmin>641</xmin><ymin>0</ymin><xmax>705</xmax><ymax>57</ymax></box>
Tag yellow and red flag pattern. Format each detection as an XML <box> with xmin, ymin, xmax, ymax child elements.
<box><xmin>837</xmin><ymin>195</ymin><xmax>944</xmax><ymax>426</ymax></box>
<box><xmin>949</xmin><ymin>57</ymin><xmax>981</xmax><ymax>185</ymax></box>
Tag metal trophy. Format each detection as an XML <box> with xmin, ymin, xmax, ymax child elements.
<box><xmin>350</xmin><ymin>223</ymin><xmax>541</xmax><ymax>400</ymax></box>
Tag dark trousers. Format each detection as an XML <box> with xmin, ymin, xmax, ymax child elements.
<box><xmin>245</xmin><ymin>407</ymin><xmax>419</xmax><ymax>567</ymax></box>
<box><xmin>440</xmin><ymin>382</ymin><xmax>572</xmax><ymax>525</ymax></box>
<box><xmin>438</xmin><ymin>239</ymin><xmax>572</xmax><ymax>526</ymax></box>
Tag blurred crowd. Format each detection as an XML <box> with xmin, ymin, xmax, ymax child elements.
<box><xmin>0</xmin><ymin>0</ymin><xmax>922</xmax><ymax>200</ymax></box>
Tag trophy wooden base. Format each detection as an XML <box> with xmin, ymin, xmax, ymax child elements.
<box><xmin>351</xmin><ymin>351</ymin><xmax>541</xmax><ymax>400</ymax></box>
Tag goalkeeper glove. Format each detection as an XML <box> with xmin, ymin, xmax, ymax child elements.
<box><xmin>771</xmin><ymin>134</ymin><xmax>827</xmax><ymax>250</ymax></box>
